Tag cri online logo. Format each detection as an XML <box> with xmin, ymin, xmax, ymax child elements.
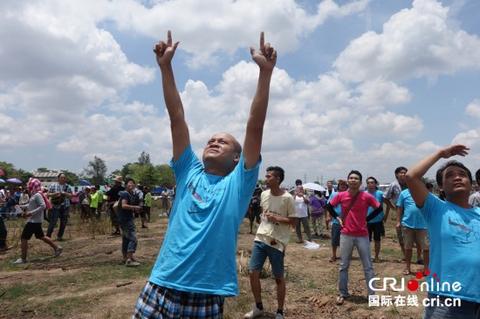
<box><xmin>369</xmin><ymin>270</ymin><xmax>462</xmax><ymax>293</ymax></box>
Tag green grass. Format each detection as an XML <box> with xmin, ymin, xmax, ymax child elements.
<box><xmin>1</xmin><ymin>284</ymin><xmax>30</xmax><ymax>301</ymax></box>
<box><xmin>46</xmin><ymin>296</ymin><xmax>88</xmax><ymax>317</ymax></box>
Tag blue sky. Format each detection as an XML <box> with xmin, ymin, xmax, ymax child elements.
<box><xmin>1</xmin><ymin>0</ymin><xmax>479</xmax><ymax>185</ymax></box>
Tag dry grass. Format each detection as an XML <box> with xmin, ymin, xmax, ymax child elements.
<box><xmin>0</xmin><ymin>206</ymin><xmax>425</xmax><ymax>319</ymax></box>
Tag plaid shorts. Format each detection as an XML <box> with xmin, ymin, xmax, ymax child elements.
<box><xmin>133</xmin><ymin>281</ymin><xmax>225</xmax><ymax>319</ymax></box>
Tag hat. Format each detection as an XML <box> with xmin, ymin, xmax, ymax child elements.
<box><xmin>114</xmin><ymin>176</ymin><xmax>123</xmax><ymax>183</ymax></box>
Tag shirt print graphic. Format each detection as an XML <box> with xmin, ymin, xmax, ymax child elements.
<box><xmin>447</xmin><ymin>217</ymin><xmax>480</xmax><ymax>244</ymax></box>
<box><xmin>186</xmin><ymin>180</ymin><xmax>225</xmax><ymax>214</ymax></box>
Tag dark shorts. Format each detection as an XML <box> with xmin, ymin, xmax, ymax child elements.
<box><xmin>21</xmin><ymin>223</ymin><xmax>44</xmax><ymax>240</ymax></box>
<box><xmin>331</xmin><ymin>223</ymin><xmax>341</xmax><ymax>247</ymax></box>
<box><xmin>248</xmin><ymin>240</ymin><xmax>285</xmax><ymax>278</ymax></box>
<box><xmin>368</xmin><ymin>222</ymin><xmax>385</xmax><ymax>242</ymax></box>
<box><xmin>133</xmin><ymin>281</ymin><xmax>225</xmax><ymax>319</ymax></box>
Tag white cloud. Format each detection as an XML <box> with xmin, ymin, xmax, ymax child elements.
<box><xmin>353</xmin><ymin>78</ymin><xmax>411</xmax><ymax>111</ymax></box>
<box><xmin>451</xmin><ymin>129</ymin><xmax>480</xmax><ymax>172</ymax></box>
<box><xmin>105</xmin><ymin>0</ymin><xmax>370</xmax><ymax>68</ymax></box>
<box><xmin>37</xmin><ymin>58</ymin><xmax>421</xmax><ymax>179</ymax></box>
<box><xmin>0</xmin><ymin>0</ymin><xmax>155</xmax><ymax>151</ymax></box>
<box><xmin>465</xmin><ymin>99</ymin><xmax>480</xmax><ymax>118</ymax></box>
<box><xmin>350</xmin><ymin>112</ymin><xmax>423</xmax><ymax>137</ymax></box>
<box><xmin>452</xmin><ymin>129</ymin><xmax>480</xmax><ymax>148</ymax></box>
<box><xmin>334</xmin><ymin>0</ymin><xmax>480</xmax><ymax>82</ymax></box>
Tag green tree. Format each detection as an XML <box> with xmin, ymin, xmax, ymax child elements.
<box><xmin>137</xmin><ymin>151</ymin><xmax>151</xmax><ymax>165</ymax></box>
<box><xmin>120</xmin><ymin>163</ymin><xmax>133</xmax><ymax>180</ymax></box>
<box><xmin>0</xmin><ymin>162</ymin><xmax>15</xmax><ymax>178</ymax></box>
<box><xmin>17</xmin><ymin>169</ymin><xmax>33</xmax><ymax>183</ymax></box>
<box><xmin>84</xmin><ymin>156</ymin><xmax>107</xmax><ymax>185</ymax></box>
<box><xmin>128</xmin><ymin>163</ymin><xmax>158</xmax><ymax>187</ymax></box>
<box><xmin>156</xmin><ymin>164</ymin><xmax>175</xmax><ymax>188</ymax></box>
<box><xmin>62</xmin><ymin>170</ymin><xmax>80</xmax><ymax>186</ymax></box>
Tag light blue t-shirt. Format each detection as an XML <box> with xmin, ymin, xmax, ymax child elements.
<box><xmin>396</xmin><ymin>189</ymin><xmax>427</xmax><ymax>229</ymax></box>
<box><xmin>366</xmin><ymin>190</ymin><xmax>384</xmax><ymax>224</ymax></box>
<box><xmin>327</xmin><ymin>192</ymin><xmax>342</xmax><ymax>225</ymax></box>
<box><xmin>149</xmin><ymin>145</ymin><xmax>260</xmax><ymax>296</ymax></box>
<box><xmin>420</xmin><ymin>193</ymin><xmax>480</xmax><ymax>303</ymax></box>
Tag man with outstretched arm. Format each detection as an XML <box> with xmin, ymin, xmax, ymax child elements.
<box><xmin>133</xmin><ymin>31</ymin><xmax>276</xmax><ymax>319</ymax></box>
<box><xmin>405</xmin><ymin>144</ymin><xmax>480</xmax><ymax>319</ymax></box>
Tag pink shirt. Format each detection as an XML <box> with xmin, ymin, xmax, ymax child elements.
<box><xmin>329</xmin><ymin>191</ymin><xmax>379</xmax><ymax>236</ymax></box>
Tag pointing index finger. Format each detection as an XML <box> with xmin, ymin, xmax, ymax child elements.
<box><xmin>167</xmin><ymin>30</ymin><xmax>172</xmax><ymax>46</ymax></box>
<box><xmin>260</xmin><ymin>32</ymin><xmax>265</xmax><ymax>50</ymax></box>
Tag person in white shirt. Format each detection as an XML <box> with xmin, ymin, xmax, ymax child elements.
<box><xmin>294</xmin><ymin>185</ymin><xmax>312</xmax><ymax>243</ymax></box>
<box><xmin>245</xmin><ymin>166</ymin><xmax>296</xmax><ymax>319</ymax></box>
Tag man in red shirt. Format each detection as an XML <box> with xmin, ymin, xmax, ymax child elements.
<box><xmin>326</xmin><ymin>170</ymin><xmax>381</xmax><ymax>305</ymax></box>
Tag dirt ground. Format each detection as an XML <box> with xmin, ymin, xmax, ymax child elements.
<box><xmin>0</xmin><ymin>208</ymin><xmax>426</xmax><ymax>319</ymax></box>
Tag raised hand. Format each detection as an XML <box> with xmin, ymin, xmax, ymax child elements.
<box><xmin>250</xmin><ymin>32</ymin><xmax>277</xmax><ymax>71</ymax></box>
<box><xmin>154</xmin><ymin>30</ymin><xmax>179</xmax><ymax>67</ymax></box>
<box><xmin>439</xmin><ymin>144</ymin><xmax>469</xmax><ymax>159</ymax></box>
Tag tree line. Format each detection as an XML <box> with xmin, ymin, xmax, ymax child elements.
<box><xmin>0</xmin><ymin>151</ymin><xmax>175</xmax><ymax>188</ymax></box>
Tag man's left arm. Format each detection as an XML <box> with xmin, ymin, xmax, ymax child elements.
<box><xmin>48</xmin><ymin>184</ymin><xmax>60</xmax><ymax>198</ymax></box>
<box><xmin>366</xmin><ymin>196</ymin><xmax>382</xmax><ymax>222</ymax></box>
<box><xmin>243</xmin><ymin>32</ymin><xmax>277</xmax><ymax>169</ymax></box>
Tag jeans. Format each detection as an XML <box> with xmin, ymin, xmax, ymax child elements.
<box><xmin>47</xmin><ymin>206</ymin><xmax>69</xmax><ymax>239</ymax></box>
<box><xmin>424</xmin><ymin>294</ymin><xmax>480</xmax><ymax>319</ymax></box>
<box><xmin>339</xmin><ymin>234</ymin><xmax>375</xmax><ymax>297</ymax></box>
<box><xmin>120</xmin><ymin>219</ymin><xmax>137</xmax><ymax>255</ymax></box>
<box><xmin>295</xmin><ymin>217</ymin><xmax>312</xmax><ymax>241</ymax></box>
<box><xmin>248</xmin><ymin>240</ymin><xmax>285</xmax><ymax>277</ymax></box>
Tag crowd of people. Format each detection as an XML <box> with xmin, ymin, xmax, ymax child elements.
<box><xmin>0</xmin><ymin>173</ymin><xmax>162</xmax><ymax>267</ymax></box>
<box><xmin>2</xmin><ymin>31</ymin><xmax>480</xmax><ymax>319</ymax></box>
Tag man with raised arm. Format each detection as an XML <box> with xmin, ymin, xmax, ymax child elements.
<box><xmin>405</xmin><ymin>144</ymin><xmax>480</xmax><ymax>318</ymax></box>
<box><xmin>133</xmin><ymin>31</ymin><xmax>276</xmax><ymax>319</ymax></box>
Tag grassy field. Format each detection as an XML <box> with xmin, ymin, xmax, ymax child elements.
<box><xmin>0</xmin><ymin>205</ymin><xmax>426</xmax><ymax>319</ymax></box>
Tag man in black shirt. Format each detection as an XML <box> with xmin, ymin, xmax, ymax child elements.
<box><xmin>105</xmin><ymin>176</ymin><xmax>125</xmax><ymax>235</ymax></box>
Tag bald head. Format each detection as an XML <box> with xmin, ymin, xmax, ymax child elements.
<box><xmin>202</xmin><ymin>132</ymin><xmax>242</xmax><ymax>176</ymax></box>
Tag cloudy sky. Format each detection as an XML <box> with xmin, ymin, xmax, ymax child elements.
<box><xmin>1</xmin><ymin>0</ymin><xmax>479</xmax><ymax>185</ymax></box>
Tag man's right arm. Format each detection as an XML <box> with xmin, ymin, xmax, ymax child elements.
<box><xmin>406</xmin><ymin>144</ymin><xmax>469</xmax><ymax>207</ymax></box>
<box><xmin>154</xmin><ymin>31</ymin><xmax>190</xmax><ymax>161</ymax></box>
<box><xmin>396</xmin><ymin>206</ymin><xmax>404</xmax><ymax>229</ymax></box>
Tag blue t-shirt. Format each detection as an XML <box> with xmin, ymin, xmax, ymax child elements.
<box><xmin>366</xmin><ymin>190</ymin><xmax>384</xmax><ymax>224</ymax></box>
<box><xmin>420</xmin><ymin>193</ymin><xmax>480</xmax><ymax>303</ymax></box>
<box><xmin>396</xmin><ymin>189</ymin><xmax>427</xmax><ymax>229</ymax></box>
<box><xmin>149</xmin><ymin>145</ymin><xmax>260</xmax><ymax>296</ymax></box>
<box><xmin>327</xmin><ymin>192</ymin><xmax>342</xmax><ymax>225</ymax></box>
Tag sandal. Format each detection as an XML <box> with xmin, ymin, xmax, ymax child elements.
<box><xmin>403</xmin><ymin>269</ymin><xmax>411</xmax><ymax>276</ymax></box>
<box><xmin>329</xmin><ymin>257</ymin><xmax>337</xmax><ymax>263</ymax></box>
